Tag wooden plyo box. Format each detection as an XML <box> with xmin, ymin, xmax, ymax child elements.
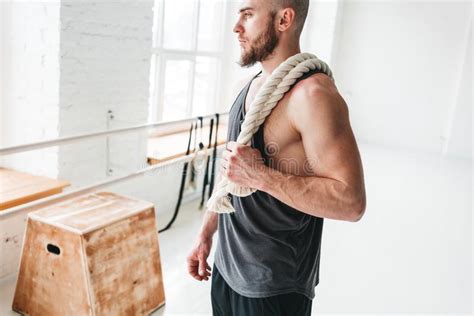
<box><xmin>12</xmin><ymin>192</ymin><xmax>166</xmax><ymax>315</ymax></box>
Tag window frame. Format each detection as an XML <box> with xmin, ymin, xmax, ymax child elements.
<box><xmin>149</xmin><ymin>0</ymin><xmax>227</xmax><ymax>127</ymax></box>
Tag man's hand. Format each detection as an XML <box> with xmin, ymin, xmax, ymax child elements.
<box><xmin>220</xmin><ymin>141</ymin><xmax>266</xmax><ymax>188</ymax></box>
<box><xmin>186</xmin><ymin>236</ymin><xmax>212</xmax><ymax>281</ymax></box>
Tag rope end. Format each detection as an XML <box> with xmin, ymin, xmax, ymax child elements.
<box><xmin>206</xmin><ymin>193</ymin><xmax>236</xmax><ymax>214</ymax></box>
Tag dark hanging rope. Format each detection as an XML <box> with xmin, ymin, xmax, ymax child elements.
<box><xmin>158</xmin><ymin>114</ymin><xmax>220</xmax><ymax>232</ymax></box>
<box><xmin>158</xmin><ymin>120</ymin><xmax>196</xmax><ymax>233</ymax></box>
<box><xmin>208</xmin><ymin>113</ymin><xmax>220</xmax><ymax>198</ymax></box>
<box><xmin>199</xmin><ymin>118</ymin><xmax>215</xmax><ymax>209</ymax></box>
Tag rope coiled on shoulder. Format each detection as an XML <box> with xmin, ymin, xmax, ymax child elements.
<box><xmin>206</xmin><ymin>53</ymin><xmax>334</xmax><ymax>214</ymax></box>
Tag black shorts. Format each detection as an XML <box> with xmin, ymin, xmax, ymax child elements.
<box><xmin>211</xmin><ymin>263</ymin><xmax>313</xmax><ymax>316</ymax></box>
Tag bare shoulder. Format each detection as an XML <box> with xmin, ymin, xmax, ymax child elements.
<box><xmin>290</xmin><ymin>72</ymin><xmax>339</xmax><ymax>102</ymax></box>
<box><xmin>287</xmin><ymin>73</ymin><xmax>348</xmax><ymax>131</ymax></box>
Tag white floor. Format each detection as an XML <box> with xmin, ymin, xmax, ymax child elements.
<box><xmin>1</xmin><ymin>143</ymin><xmax>472</xmax><ymax>315</ymax></box>
<box><xmin>151</xmin><ymin>200</ymin><xmax>217</xmax><ymax>316</ymax></box>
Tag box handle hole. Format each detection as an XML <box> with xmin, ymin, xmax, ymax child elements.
<box><xmin>47</xmin><ymin>244</ymin><xmax>61</xmax><ymax>255</ymax></box>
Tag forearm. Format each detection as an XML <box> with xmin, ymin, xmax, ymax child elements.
<box><xmin>198</xmin><ymin>210</ymin><xmax>218</xmax><ymax>241</ymax></box>
<box><xmin>255</xmin><ymin>167</ymin><xmax>363</xmax><ymax>222</ymax></box>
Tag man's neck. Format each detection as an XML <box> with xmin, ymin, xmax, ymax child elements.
<box><xmin>259</xmin><ymin>43</ymin><xmax>301</xmax><ymax>81</ymax></box>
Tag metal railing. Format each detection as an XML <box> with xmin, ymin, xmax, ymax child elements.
<box><xmin>0</xmin><ymin>112</ymin><xmax>228</xmax><ymax>156</ymax></box>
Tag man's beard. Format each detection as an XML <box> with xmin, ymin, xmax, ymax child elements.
<box><xmin>238</xmin><ymin>14</ymin><xmax>279</xmax><ymax>67</ymax></box>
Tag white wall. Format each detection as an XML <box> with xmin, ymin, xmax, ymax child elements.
<box><xmin>302</xmin><ymin>0</ymin><xmax>341</xmax><ymax>64</ymax></box>
<box><xmin>57</xmin><ymin>0</ymin><xmax>153</xmax><ymax>188</ymax></box>
<box><xmin>443</xmin><ymin>22</ymin><xmax>472</xmax><ymax>159</ymax></box>
<box><xmin>0</xmin><ymin>1</ymin><xmax>60</xmax><ymax>177</ymax></box>
<box><xmin>334</xmin><ymin>0</ymin><xmax>472</xmax><ymax>159</ymax></box>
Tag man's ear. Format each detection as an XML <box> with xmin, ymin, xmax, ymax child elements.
<box><xmin>277</xmin><ymin>7</ymin><xmax>296</xmax><ymax>32</ymax></box>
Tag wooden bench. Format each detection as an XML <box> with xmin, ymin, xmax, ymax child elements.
<box><xmin>0</xmin><ymin>168</ymin><xmax>70</xmax><ymax>211</ymax></box>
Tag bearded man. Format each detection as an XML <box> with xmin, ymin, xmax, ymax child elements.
<box><xmin>187</xmin><ymin>0</ymin><xmax>366</xmax><ymax>315</ymax></box>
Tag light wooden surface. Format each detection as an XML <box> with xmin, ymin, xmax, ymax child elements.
<box><xmin>147</xmin><ymin>124</ymin><xmax>228</xmax><ymax>165</ymax></box>
<box><xmin>30</xmin><ymin>191</ymin><xmax>154</xmax><ymax>234</ymax></box>
<box><xmin>12</xmin><ymin>219</ymin><xmax>91</xmax><ymax>315</ymax></box>
<box><xmin>12</xmin><ymin>191</ymin><xmax>166</xmax><ymax>315</ymax></box>
<box><xmin>0</xmin><ymin>168</ymin><xmax>70</xmax><ymax>211</ymax></box>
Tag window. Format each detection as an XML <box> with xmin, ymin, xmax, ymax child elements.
<box><xmin>149</xmin><ymin>0</ymin><xmax>227</xmax><ymax>123</ymax></box>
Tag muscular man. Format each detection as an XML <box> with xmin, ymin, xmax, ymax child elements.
<box><xmin>187</xmin><ymin>0</ymin><xmax>366</xmax><ymax>314</ymax></box>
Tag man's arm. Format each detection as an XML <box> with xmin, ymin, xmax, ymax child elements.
<box><xmin>186</xmin><ymin>176</ymin><xmax>221</xmax><ymax>282</ymax></box>
<box><xmin>261</xmin><ymin>76</ymin><xmax>366</xmax><ymax>221</ymax></box>
<box><xmin>198</xmin><ymin>210</ymin><xmax>218</xmax><ymax>240</ymax></box>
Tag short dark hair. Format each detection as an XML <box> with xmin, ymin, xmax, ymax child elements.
<box><xmin>272</xmin><ymin>0</ymin><xmax>310</xmax><ymax>36</ymax></box>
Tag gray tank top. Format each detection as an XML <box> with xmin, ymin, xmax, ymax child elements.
<box><xmin>214</xmin><ymin>68</ymin><xmax>325</xmax><ymax>300</ymax></box>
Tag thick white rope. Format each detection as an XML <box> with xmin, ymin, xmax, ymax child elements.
<box><xmin>207</xmin><ymin>53</ymin><xmax>333</xmax><ymax>214</ymax></box>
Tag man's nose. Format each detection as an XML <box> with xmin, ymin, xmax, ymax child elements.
<box><xmin>233</xmin><ymin>21</ymin><xmax>242</xmax><ymax>34</ymax></box>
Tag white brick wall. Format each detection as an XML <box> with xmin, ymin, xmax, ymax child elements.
<box><xmin>58</xmin><ymin>0</ymin><xmax>153</xmax><ymax>187</ymax></box>
<box><xmin>0</xmin><ymin>1</ymin><xmax>60</xmax><ymax>178</ymax></box>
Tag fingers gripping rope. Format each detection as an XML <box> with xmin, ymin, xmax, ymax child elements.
<box><xmin>206</xmin><ymin>53</ymin><xmax>333</xmax><ymax>214</ymax></box>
